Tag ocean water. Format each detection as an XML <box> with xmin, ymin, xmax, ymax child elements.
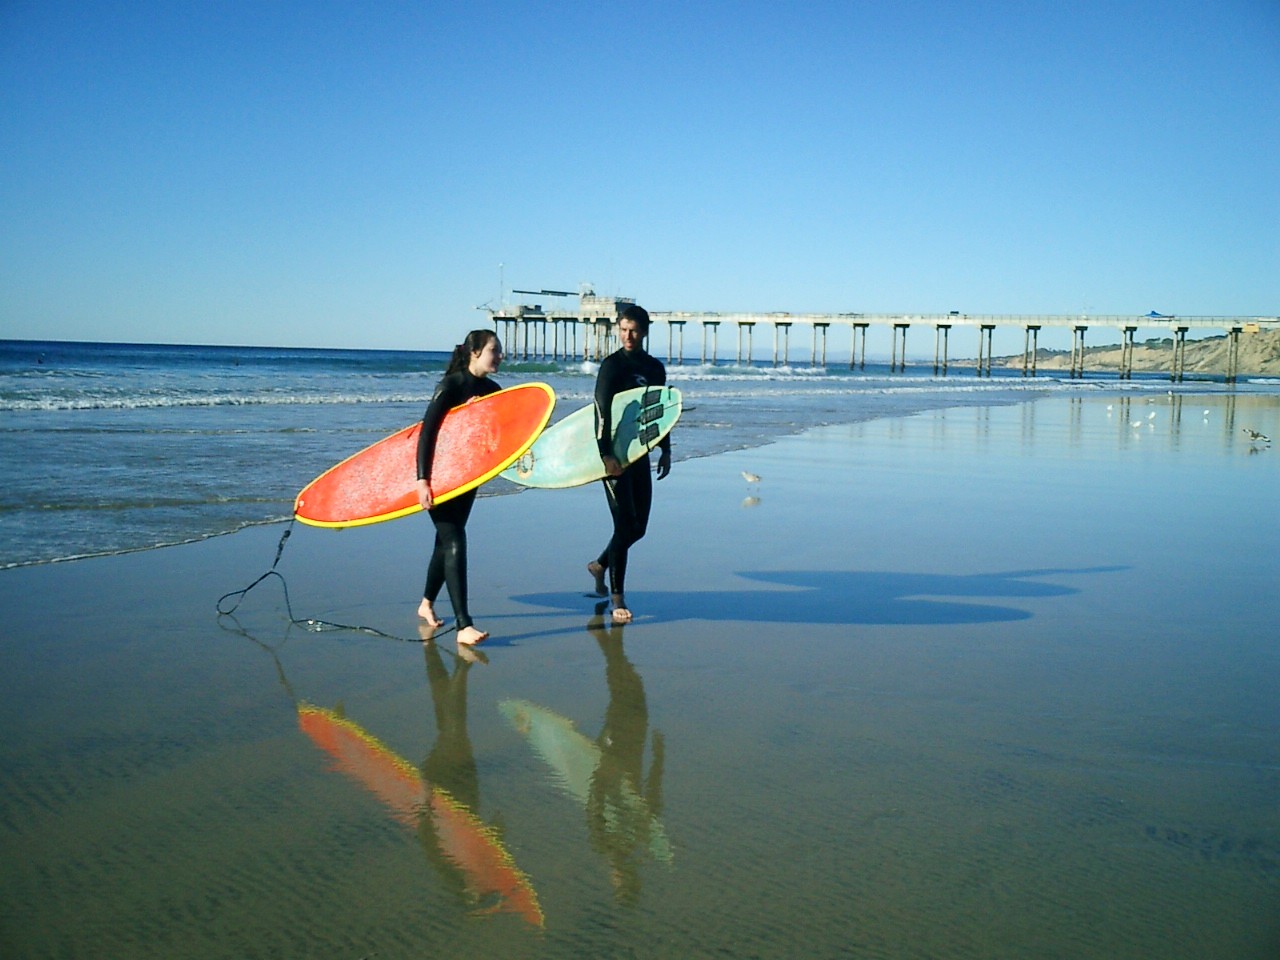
<box><xmin>2</xmin><ymin>338</ymin><xmax>1276</xmax><ymax>568</ymax></box>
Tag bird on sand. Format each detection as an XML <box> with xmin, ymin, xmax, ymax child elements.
<box><xmin>741</xmin><ymin>470</ymin><xmax>761</xmax><ymax>484</ymax></box>
<box><xmin>1242</xmin><ymin>428</ymin><xmax>1271</xmax><ymax>444</ymax></box>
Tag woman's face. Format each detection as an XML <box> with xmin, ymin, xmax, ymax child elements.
<box><xmin>470</xmin><ymin>336</ymin><xmax>503</xmax><ymax>377</ymax></box>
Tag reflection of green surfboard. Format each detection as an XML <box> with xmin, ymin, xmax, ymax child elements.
<box><xmin>498</xmin><ymin>699</ymin><xmax>672</xmax><ymax>862</ymax></box>
<box><xmin>501</xmin><ymin>386</ymin><xmax>681</xmax><ymax>489</ymax></box>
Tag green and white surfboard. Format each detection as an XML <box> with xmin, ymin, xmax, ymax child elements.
<box><xmin>501</xmin><ymin>385</ymin><xmax>681</xmax><ymax>489</ymax></box>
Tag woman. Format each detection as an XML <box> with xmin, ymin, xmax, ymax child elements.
<box><xmin>416</xmin><ymin>329</ymin><xmax>503</xmax><ymax>645</ymax></box>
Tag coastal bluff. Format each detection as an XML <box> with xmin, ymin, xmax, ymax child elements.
<box><xmin>996</xmin><ymin>328</ymin><xmax>1280</xmax><ymax>377</ymax></box>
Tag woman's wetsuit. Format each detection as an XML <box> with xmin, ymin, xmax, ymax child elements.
<box><xmin>416</xmin><ymin>369</ymin><xmax>500</xmax><ymax>630</ymax></box>
<box><xmin>593</xmin><ymin>347</ymin><xmax>670</xmax><ymax>598</ymax></box>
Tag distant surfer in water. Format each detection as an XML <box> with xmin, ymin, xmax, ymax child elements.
<box><xmin>416</xmin><ymin>329</ymin><xmax>503</xmax><ymax>645</ymax></box>
<box><xmin>588</xmin><ymin>305</ymin><xmax>672</xmax><ymax>623</ymax></box>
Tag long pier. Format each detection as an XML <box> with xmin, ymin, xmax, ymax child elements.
<box><xmin>488</xmin><ymin>295</ymin><xmax>1278</xmax><ymax>382</ymax></box>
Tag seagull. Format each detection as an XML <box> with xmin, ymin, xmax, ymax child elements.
<box><xmin>1242</xmin><ymin>428</ymin><xmax>1271</xmax><ymax>444</ymax></box>
<box><xmin>1147</xmin><ymin>411</ymin><xmax>1156</xmax><ymax>420</ymax></box>
<box><xmin>741</xmin><ymin>470</ymin><xmax>761</xmax><ymax>484</ymax></box>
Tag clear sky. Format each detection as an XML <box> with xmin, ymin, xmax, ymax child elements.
<box><xmin>3</xmin><ymin>0</ymin><xmax>1278</xmax><ymax>352</ymax></box>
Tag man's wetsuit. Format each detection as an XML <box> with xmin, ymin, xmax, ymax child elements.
<box><xmin>593</xmin><ymin>347</ymin><xmax>670</xmax><ymax>599</ymax></box>
<box><xmin>416</xmin><ymin>369</ymin><xmax>500</xmax><ymax>630</ymax></box>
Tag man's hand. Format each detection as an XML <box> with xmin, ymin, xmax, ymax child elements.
<box><xmin>655</xmin><ymin>449</ymin><xmax>672</xmax><ymax>480</ymax></box>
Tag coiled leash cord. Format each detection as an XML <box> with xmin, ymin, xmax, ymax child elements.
<box><xmin>215</xmin><ymin>519</ymin><xmax>453</xmax><ymax>643</ymax></box>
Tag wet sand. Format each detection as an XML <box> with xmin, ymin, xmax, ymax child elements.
<box><xmin>1</xmin><ymin>394</ymin><xmax>1277</xmax><ymax>959</ymax></box>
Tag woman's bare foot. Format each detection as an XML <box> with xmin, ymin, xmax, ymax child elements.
<box><xmin>456</xmin><ymin>625</ymin><xmax>489</xmax><ymax>646</ymax></box>
<box><xmin>587</xmin><ymin>560</ymin><xmax>608</xmax><ymax>597</ymax></box>
<box><xmin>417</xmin><ymin>599</ymin><xmax>444</xmax><ymax>627</ymax></box>
<box><xmin>610</xmin><ymin>594</ymin><xmax>632</xmax><ymax>623</ymax></box>
<box><xmin>454</xmin><ymin>643</ymin><xmax>488</xmax><ymax>665</ymax></box>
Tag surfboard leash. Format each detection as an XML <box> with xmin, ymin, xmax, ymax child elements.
<box><xmin>215</xmin><ymin>519</ymin><xmax>295</xmax><ymax>617</ymax></box>
<box><xmin>215</xmin><ymin>518</ymin><xmax>453</xmax><ymax>645</ymax></box>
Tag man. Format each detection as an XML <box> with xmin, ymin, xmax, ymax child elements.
<box><xmin>587</xmin><ymin>304</ymin><xmax>672</xmax><ymax>623</ymax></box>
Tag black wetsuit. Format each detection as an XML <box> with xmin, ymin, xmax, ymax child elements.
<box><xmin>593</xmin><ymin>347</ymin><xmax>670</xmax><ymax>598</ymax></box>
<box><xmin>416</xmin><ymin>369</ymin><xmax>500</xmax><ymax>630</ymax></box>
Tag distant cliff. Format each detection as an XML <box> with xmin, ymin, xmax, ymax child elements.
<box><xmin>995</xmin><ymin>328</ymin><xmax>1280</xmax><ymax>376</ymax></box>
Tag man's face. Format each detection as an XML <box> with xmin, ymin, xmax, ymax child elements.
<box><xmin>618</xmin><ymin>317</ymin><xmax>643</xmax><ymax>353</ymax></box>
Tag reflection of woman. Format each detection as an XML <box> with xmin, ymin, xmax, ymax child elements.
<box><xmin>415</xmin><ymin>642</ymin><xmax>543</xmax><ymax>926</ymax></box>
<box><xmin>416</xmin><ymin>643</ymin><xmax>480</xmax><ymax>898</ymax></box>
<box><xmin>416</xmin><ymin>330</ymin><xmax>504</xmax><ymax>645</ymax></box>
<box><xmin>420</xmin><ymin>643</ymin><xmax>480</xmax><ymax>811</ymax></box>
<box><xmin>585</xmin><ymin>603</ymin><xmax>667</xmax><ymax>905</ymax></box>
<box><xmin>293</xmin><ymin>635</ymin><xmax>540</xmax><ymax>926</ymax></box>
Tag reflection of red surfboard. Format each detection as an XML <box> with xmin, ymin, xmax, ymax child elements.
<box><xmin>294</xmin><ymin>382</ymin><xmax>555</xmax><ymax>528</ymax></box>
<box><xmin>297</xmin><ymin>704</ymin><xmax>544</xmax><ymax>927</ymax></box>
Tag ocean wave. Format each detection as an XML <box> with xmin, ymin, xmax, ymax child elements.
<box><xmin>0</xmin><ymin>391</ymin><xmax>434</xmax><ymax>412</ymax></box>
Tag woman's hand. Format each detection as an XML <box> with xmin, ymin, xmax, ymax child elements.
<box><xmin>416</xmin><ymin>478</ymin><xmax>434</xmax><ymax>510</ymax></box>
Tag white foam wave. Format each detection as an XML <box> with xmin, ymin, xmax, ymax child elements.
<box><xmin>1</xmin><ymin>392</ymin><xmax>432</xmax><ymax>413</ymax></box>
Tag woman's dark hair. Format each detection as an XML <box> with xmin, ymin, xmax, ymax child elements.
<box><xmin>446</xmin><ymin>329</ymin><xmax>499</xmax><ymax>376</ymax></box>
<box><xmin>617</xmin><ymin>303</ymin><xmax>650</xmax><ymax>332</ymax></box>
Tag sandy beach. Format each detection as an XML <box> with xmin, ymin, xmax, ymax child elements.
<box><xmin>1</xmin><ymin>393</ymin><xmax>1277</xmax><ymax>959</ymax></box>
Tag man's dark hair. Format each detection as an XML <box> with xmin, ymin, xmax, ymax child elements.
<box><xmin>617</xmin><ymin>304</ymin><xmax>650</xmax><ymax>331</ymax></box>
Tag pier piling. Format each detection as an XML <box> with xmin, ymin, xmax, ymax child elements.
<box><xmin>1070</xmin><ymin>325</ymin><xmax>1088</xmax><ymax>379</ymax></box>
<box><xmin>667</xmin><ymin>320</ymin><xmax>685</xmax><ymax>366</ymax></box>
<box><xmin>934</xmin><ymin>324</ymin><xmax>950</xmax><ymax>375</ymax></box>
<box><xmin>891</xmin><ymin>323</ymin><xmax>909</xmax><ymax>372</ymax></box>
<box><xmin>1022</xmin><ymin>325</ymin><xmax>1041</xmax><ymax>377</ymax></box>
<box><xmin>701</xmin><ymin>321</ymin><xmax>719</xmax><ymax>366</ymax></box>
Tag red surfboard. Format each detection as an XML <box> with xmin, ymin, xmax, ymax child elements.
<box><xmin>294</xmin><ymin>382</ymin><xmax>555</xmax><ymax>528</ymax></box>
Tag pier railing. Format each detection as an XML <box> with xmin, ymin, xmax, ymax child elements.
<box><xmin>488</xmin><ymin>308</ymin><xmax>1279</xmax><ymax>382</ymax></box>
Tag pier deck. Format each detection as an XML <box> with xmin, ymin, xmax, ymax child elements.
<box><xmin>489</xmin><ymin>302</ymin><xmax>1279</xmax><ymax>382</ymax></box>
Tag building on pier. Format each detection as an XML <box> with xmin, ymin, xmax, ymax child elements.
<box><xmin>487</xmin><ymin>291</ymin><xmax>1279</xmax><ymax>383</ymax></box>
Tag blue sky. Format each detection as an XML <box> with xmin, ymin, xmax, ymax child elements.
<box><xmin>3</xmin><ymin>0</ymin><xmax>1278</xmax><ymax>353</ymax></box>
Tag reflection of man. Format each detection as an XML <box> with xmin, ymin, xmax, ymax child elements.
<box><xmin>586</xmin><ymin>602</ymin><xmax>667</xmax><ymax>905</ymax></box>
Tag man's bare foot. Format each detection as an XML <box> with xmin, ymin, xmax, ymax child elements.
<box><xmin>587</xmin><ymin>560</ymin><xmax>608</xmax><ymax>596</ymax></box>
<box><xmin>417</xmin><ymin>599</ymin><xmax>444</xmax><ymax>627</ymax></box>
<box><xmin>456</xmin><ymin>625</ymin><xmax>489</xmax><ymax>646</ymax></box>
<box><xmin>610</xmin><ymin>595</ymin><xmax>632</xmax><ymax>623</ymax></box>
